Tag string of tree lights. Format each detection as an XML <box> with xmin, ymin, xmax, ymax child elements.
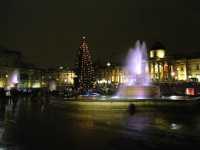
<box><xmin>75</xmin><ymin>36</ymin><xmax>95</xmax><ymax>91</ymax></box>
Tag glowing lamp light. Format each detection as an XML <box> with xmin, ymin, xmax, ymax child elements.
<box><xmin>106</xmin><ymin>62</ymin><xmax>111</xmax><ymax>67</ymax></box>
<box><xmin>107</xmin><ymin>80</ymin><xmax>111</xmax><ymax>84</ymax></box>
<box><xmin>170</xmin><ymin>123</ymin><xmax>181</xmax><ymax>130</ymax></box>
<box><xmin>98</xmin><ymin>79</ymin><xmax>107</xmax><ymax>84</ymax></box>
<box><xmin>171</xmin><ymin>72</ymin><xmax>175</xmax><ymax>77</ymax></box>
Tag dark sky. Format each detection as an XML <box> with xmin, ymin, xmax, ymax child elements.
<box><xmin>0</xmin><ymin>0</ymin><xmax>200</xmax><ymax>67</ymax></box>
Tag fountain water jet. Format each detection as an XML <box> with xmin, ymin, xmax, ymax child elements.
<box><xmin>115</xmin><ymin>41</ymin><xmax>160</xmax><ymax>99</ymax></box>
<box><xmin>8</xmin><ymin>69</ymin><xmax>20</xmax><ymax>87</ymax></box>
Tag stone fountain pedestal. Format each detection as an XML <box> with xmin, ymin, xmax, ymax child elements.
<box><xmin>117</xmin><ymin>85</ymin><xmax>160</xmax><ymax>99</ymax></box>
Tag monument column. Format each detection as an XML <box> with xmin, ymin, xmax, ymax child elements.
<box><xmin>158</xmin><ymin>61</ymin><xmax>160</xmax><ymax>80</ymax></box>
<box><xmin>162</xmin><ymin>61</ymin><xmax>165</xmax><ymax>81</ymax></box>
<box><xmin>153</xmin><ymin>61</ymin><xmax>156</xmax><ymax>80</ymax></box>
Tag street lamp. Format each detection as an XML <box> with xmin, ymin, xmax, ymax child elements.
<box><xmin>106</xmin><ymin>62</ymin><xmax>111</xmax><ymax>67</ymax></box>
<box><xmin>171</xmin><ymin>72</ymin><xmax>175</xmax><ymax>77</ymax></box>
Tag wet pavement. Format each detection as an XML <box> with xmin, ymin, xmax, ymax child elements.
<box><xmin>1</xmin><ymin>98</ymin><xmax>200</xmax><ymax>150</ymax></box>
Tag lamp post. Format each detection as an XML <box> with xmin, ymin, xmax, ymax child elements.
<box><xmin>106</xmin><ymin>62</ymin><xmax>111</xmax><ymax>84</ymax></box>
<box><xmin>105</xmin><ymin>62</ymin><xmax>112</xmax><ymax>94</ymax></box>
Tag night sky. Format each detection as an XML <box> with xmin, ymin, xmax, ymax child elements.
<box><xmin>0</xmin><ymin>0</ymin><xmax>200</xmax><ymax>67</ymax></box>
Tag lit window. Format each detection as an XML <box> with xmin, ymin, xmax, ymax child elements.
<box><xmin>150</xmin><ymin>51</ymin><xmax>154</xmax><ymax>58</ymax></box>
<box><xmin>181</xmin><ymin>67</ymin><xmax>184</xmax><ymax>71</ymax></box>
<box><xmin>156</xmin><ymin>50</ymin><xmax>165</xmax><ymax>58</ymax></box>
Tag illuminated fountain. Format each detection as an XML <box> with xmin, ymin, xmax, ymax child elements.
<box><xmin>8</xmin><ymin>69</ymin><xmax>20</xmax><ymax>88</ymax></box>
<box><xmin>115</xmin><ymin>41</ymin><xmax>160</xmax><ymax>99</ymax></box>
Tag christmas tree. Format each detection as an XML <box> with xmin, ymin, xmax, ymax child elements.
<box><xmin>75</xmin><ymin>36</ymin><xmax>94</xmax><ymax>91</ymax></box>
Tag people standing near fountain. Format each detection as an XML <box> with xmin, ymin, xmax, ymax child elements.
<box><xmin>10</xmin><ymin>87</ymin><xmax>19</xmax><ymax>114</ymax></box>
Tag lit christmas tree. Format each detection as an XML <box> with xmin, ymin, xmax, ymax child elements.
<box><xmin>75</xmin><ymin>36</ymin><xmax>94</xmax><ymax>91</ymax></box>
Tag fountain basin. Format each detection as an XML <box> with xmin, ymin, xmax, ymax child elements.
<box><xmin>117</xmin><ymin>85</ymin><xmax>160</xmax><ymax>99</ymax></box>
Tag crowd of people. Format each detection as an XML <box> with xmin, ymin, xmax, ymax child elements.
<box><xmin>0</xmin><ymin>82</ymin><xmax>199</xmax><ymax>117</ymax></box>
<box><xmin>0</xmin><ymin>87</ymin><xmax>51</xmax><ymax>119</ymax></box>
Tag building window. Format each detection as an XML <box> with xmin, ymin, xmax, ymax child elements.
<box><xmin>196</xmin><ymin>64</ymin><xmax>200</xmax><ymax>70</ymax></box>
<box><xmin>156</xmin><ymin>50</ymin><xmax>165</xmax><ymax>58</ymax></box>
<box><xmin>181</xmin><ymin>67</ymin><xmax>184</xmax><ymax>71</ymax></box>
<box><xmin>150</xmin><ymin>51</ymin><xmax>154</xmax><ymax>58</ymax></box>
